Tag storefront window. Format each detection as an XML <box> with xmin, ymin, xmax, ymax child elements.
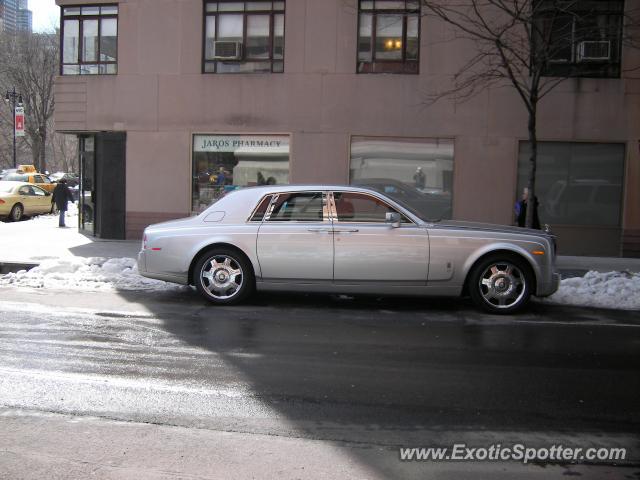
<box><xmin>517</xmin><ymin>142</ymin><xmax>625</xmax><ymax>226</ymax></box>
<box><xmin>192</xmin><ymin>134</ymin><xmax>290</xmax><ymax>213</ymax></box>
<box><xmin>350</xmin><ymin>137</ymin><xmax>454</xmax><ymax>221</ymax></box>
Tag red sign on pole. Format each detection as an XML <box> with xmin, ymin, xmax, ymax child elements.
<box><xmin>15</xmin><ymin>106</ymin><xmax>25</xmax><ymax>137</ymax></box>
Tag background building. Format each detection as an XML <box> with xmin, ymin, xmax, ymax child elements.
<box><xmin>53</xmin><ymin>0</ymin><xmax>640</xmax><ymax>257</ymax></box>
<box><xmin>0</xmin><ymin>0</ymin><xmax>31</xmax><ymax>33</ymax></box>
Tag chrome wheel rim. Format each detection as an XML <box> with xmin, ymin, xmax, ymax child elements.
<box><xmin>200</xmin><ymin>255</ymin><xmax>244</xmax><ymax>300</ymax></box>
<box><xmin>478</xmin><ymin>262</ymin><xmax>526</xmax><ymax>309</ymax></box>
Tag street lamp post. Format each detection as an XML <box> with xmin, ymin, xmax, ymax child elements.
<box><xmin>4</xmin><ymin>87</ymin><xmax>23</xmax><ymax>169</ymax></box>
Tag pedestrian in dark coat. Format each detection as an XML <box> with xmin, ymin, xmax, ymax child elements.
<box><xmin>516</xmin><ymin>187</ymin><xmax>541</xmax><ymax>229</ymax></box>
<box><xmin>52</xmin><ymin>179</ymin><xmax>74</xmax><ymax>227</ymax></box>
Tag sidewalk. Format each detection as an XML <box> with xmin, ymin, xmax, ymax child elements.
<box><xmin>1</xmin><ymin>212</ymin><xmax>639</xmax><ymax>274</ymax></box>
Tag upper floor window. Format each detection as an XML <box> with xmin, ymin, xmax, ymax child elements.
<box><xmin>61</xmin><ymin>5</ymin><xmax>118</xmax><ymax>75</ymax></box>
<box><xmin>533</xmin><ymin>0</ymin><xmax>624</xmax><ymax>78</ymax></box>
<box><xmin>204</xmin><ymin>1</ymin><xmax>285</xmax><ymax>74</ymax></box>
<box><xmin>357</xmin><ymin>0</ymin><xmax>420</xmax><ymax>74</ymax></box>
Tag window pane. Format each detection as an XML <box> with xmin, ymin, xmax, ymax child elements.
<box><xmin>517</xmin><ymin>142</ymin><xmax>624</xmax><ymax>226</ymax></box>
<box><xmin>82</xmin><ymin>19</ymin><xmax>99</xmax><ymax>62</ymax></box>
<box><xmin>360</xmin><ymin>1</ymin><xmax>373</xmax><ymax>10</ymax></box>
<box><xmin>206</xmin><ymin>3</ymin><xmax>218</xmax><ymax>12</ymax></box>
<box><xmin>269</xmin><ymin>192</ymin><xmax>324</xmax><ymax>222</ymax></box>
<box><xmin>358</xmin><ymin>13</ymin><xmax>372</xmax><ymax>62</ymax></box>
<box><xmin>100</xmin><ymin>18</ymin><xmax>117</xmax><ymax>62</ymax></box>
<box><xmin>273</xmin><ymin>1</ymin><xmax>285</xmax><ymax>10</ymax></box>
<box><xmin>335</xmin><ymin>192</ymin><xmax>393</xmax><ymax>223</ymax></box>
<box><xmin>218</xmin><ymin>14</ymin><xmax>243</xmax><ymax>41</ymax></box>
<box><xmin>63</xmin><ymin>7</ymin><xmax>81</xmax><ymax>16</ymax></box>
<box><xmin>100</xmin><ymin>6</ymin><xmax>118</xmax><ymax>15</ymax></box>
<box><xmin>406</xmin><ymin>15</ymin><xmax>418</xmax><ymax>60</ymax></box>
<box><xmin>63</xmin><ymin>19</ymin><xmax>79</xmax><ymax>63</ymax></box>
<box><xmin>272</xmin><ymin>60</ymin><xmax>284</xmax><ymax>72</ymax></box>
<box><xmin>247</xmin><ymin>1</ymin><xmax>271</xmax><ymax>10</ymax></box>
<box><xmin>219</xmin><ymin>2</ymin><xmax>244</xmax><ymax>11</ymax></box>
<box><xmin>350</xmin><ymin>137</ymin><xmax>454</xmax><ymax>221</ymax></box>
<box><xmin>246</xmin><ymin>15</ymin><xmax>270</xmax><ymax>59</ymax></box>
<box><xmin>63</xmin><ymin>64</ymin><xmax>80</xmax><ymax>74</ymax></box>
<box><xmin>205</xmin><ymin>16</ymin><xmax>216</xmax><ymax>59</ymax></box>
<box><xmin>375</xmin><ymin>14</ymin><xmax>403</xmax><ymax>60</ymax></box>
<box><xmin>273</xmin><ymin>14</ymin><xmax>284</xmax><ymax>59</ymax></box>
<box><xmin>376</xmin><ymin>1</ymin><xmax>405</xmax><ymax>9</ymax></box>
<box><xmin>81</xmin><ymin>6</ymin><xmax>100</xmax><ymax>15</ymax></box>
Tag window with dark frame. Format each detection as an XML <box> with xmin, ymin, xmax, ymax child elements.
<box><xmin>203</xmin><ymin>1</ymin><xmax>285</xmax><ymax>74</ymax></box>
<box><xmin>533</xmin><ymin>0</ymin><xmax>624</xmax><ymax>78</ymax></box>
<box><xmin>357</xmin><ymin>0</ymin><xmax>420</xmax><ymax>74</ymax></box>
<box><xmin>61</xmin><ymin>4</ymin><xmax>118</xmax><ymax>75</ymax></box>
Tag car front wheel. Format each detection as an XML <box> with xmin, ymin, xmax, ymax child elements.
<box><xmin>194</xmin><ymin>248</ymin><xmax>254</xmax><ymax>305</ymax></box>
<box><xmin>10</xmin><ymin>204</ymin><xmax>23</xmax><ymax>222</ymax></box>
<box><xmin>468</xmin><ymin>255</ymin><xmax>532</xmax><ymax>314</ymax></box>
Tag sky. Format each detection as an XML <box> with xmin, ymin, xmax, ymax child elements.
<box><xmin>29</xmin><ymin>0</ymin><xmax>60</xmax><ymax>33</ymax></box>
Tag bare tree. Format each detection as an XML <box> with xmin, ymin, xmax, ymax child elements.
<box><xmin>0</xmin><ymin>31</ymin><xmax>58</xmax><ymax>173</ymax></box>
<box><xmin>420</xmin><ymin>0</ymin><xmax>634</xmax><ymax>228</ymax></box>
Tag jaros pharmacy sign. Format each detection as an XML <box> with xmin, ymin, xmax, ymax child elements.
<box><xmin>194</xmin><ymin>135</ymin><xmax>289</xmax><ymax>153</ymax></box>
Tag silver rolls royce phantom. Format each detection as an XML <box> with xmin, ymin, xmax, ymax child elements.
<box><xmin>138</xmin><ymin>185</ymin><xmax>560</xmax><ymax>314</ymax></box>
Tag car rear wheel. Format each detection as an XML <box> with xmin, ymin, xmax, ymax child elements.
<box><xmin>194</xmin><ymin>248</ymin><xmax>254</xmax><ymax>305</ymax></box>
<box><xmin>468</xmin><ymin>254</ymin><xmax>532</xmax><ymax>314</ymax></box>
<box><xmin>10</xmin><ymin>204</ymin><xmax>23</xmax><ymax>222</ymax></box>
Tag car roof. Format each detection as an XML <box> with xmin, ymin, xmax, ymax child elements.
<box><xmin>232</xmin><ymin>184</ymin><xmax>390</xmax><ymax>195</ymax></box>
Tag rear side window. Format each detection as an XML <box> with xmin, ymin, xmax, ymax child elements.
<box><xmin>249</xmin><ymin>195</ymin><xmax>272</xmax><ymax>221</ymax></box>
<box><xmin>267</xmin><ymin>192</ymin><xmax>325</xmax><ymax>222</ymax></box>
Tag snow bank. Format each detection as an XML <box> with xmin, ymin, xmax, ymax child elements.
<box><xmin>542</xmin><ymin>270</ymin><xmax>640</xmax><ymax>311</ymax></box>
<box><xmin>1</xmin><ymin>258</ymin><xmax>638</xmax><ymax>310</ymax></box>
<box><xmin>0</xmin><ymin>257</ymin><xmax>185</xmax><ymax>292</ymax></box>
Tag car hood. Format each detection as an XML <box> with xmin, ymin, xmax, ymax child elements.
<box><xmin>434</xmin><ymin>220</ymin><xmax>549</xmax><ymax>237</ymax></box>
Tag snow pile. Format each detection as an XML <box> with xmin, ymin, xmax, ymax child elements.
<box><xmin>0</xmin><ymin>257</ymin><xmax>185</xmax><ymax>292</ymax></box>
<box><xmin>544</xmin><ymin>270</ymin><xmax>640</xmax><ymax>310</ymax></box>
<box><xmin>1</xmin><ymin>257</ymin><xmax>639</xmax><ymax>310</ymax></box>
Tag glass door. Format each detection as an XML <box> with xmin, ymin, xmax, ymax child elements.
<box><xmin>79</xmin><ymin>136</ymin><xmax>96</xmax><ymax>235</ymax></box>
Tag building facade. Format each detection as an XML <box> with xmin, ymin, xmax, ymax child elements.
<box><xmin>53</xmin><ymin>0</ymin><xmax>640</xmax><ymax>256</ymax></box>
<box><xmin>16</xmin><ymin>0</ymin><xmax>32</xmax><ymax>33</ymax></box>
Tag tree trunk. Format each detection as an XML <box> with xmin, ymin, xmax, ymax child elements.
<box><xmin>525</xmin><ymin>100</ymin><xmax>538</xmax><ymax>229</ymax></box>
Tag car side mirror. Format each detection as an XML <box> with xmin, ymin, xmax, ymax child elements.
<box><xmin>385</xmin><ymin>212</ymin><xmax>401</xmax><ymax>228</ymax></box>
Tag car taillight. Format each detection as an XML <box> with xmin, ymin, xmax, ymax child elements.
<box><xmin>0</xmin><ymin>199</ymin><xmax>4</xmax><ymax>204</ymax></box>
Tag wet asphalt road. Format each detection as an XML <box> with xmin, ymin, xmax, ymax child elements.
<box><xmin>0</xmin><ymin>287</ymin><xmax>639</xmax><ymax>477</ymax></box>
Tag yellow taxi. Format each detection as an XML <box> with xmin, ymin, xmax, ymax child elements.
<box><xmin>3</xmin><ymin>165</ymin><xmax>56</xmax><ymax>193</ymax></box>
<box><xmin>0</xmin><ymin>181</ymin><xmax>54</xmax><ymax>221</ymax></box>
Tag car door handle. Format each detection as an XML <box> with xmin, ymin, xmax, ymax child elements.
<box><xmin>307</xmin><ymin>228</ymin><xmax>332</xmax><ymax>233</ymax></box>
<box><xmin>334</xmin><ymin>229</ymin><xmax>359</xmax><ymax>233</ymax></box>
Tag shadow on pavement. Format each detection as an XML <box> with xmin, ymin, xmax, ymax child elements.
<box><xmin>113</xmin><ymin>288</ymin><xmax>640</xmax><ymax>475</ymax></box>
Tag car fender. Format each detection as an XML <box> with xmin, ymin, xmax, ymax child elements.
<box><xmin>461</xmin><ymin>241</ymin><xmax>544</xmax><ymax>290</ymax></box>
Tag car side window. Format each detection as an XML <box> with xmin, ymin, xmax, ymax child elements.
<box><xmin>18</xmin><ymin>186</ymin><xmax>31</xmax><ymax>195</ymax></box>
<box><xmin>249</xmin><ymin>195</ymin><xmax>272</xmax><ymax>222</ymax></box>
<box><xmin>34</xmin><ymin>175</ymin><xmax>43</xmax><ymax>183</ymax></box>
<box><xmin>32</xmin><ymin>187</ymin><xmax>46</xmax><ymax>196</ymax></box>
<box><xmin>267</xmin><ymin>192</ymin><xmax>325</xmax><ymax>222</ymax></box>
<box><xmin>334</xmin><ymin>192</ymin><xmax>406</xmax><ymax>223</ymax></box>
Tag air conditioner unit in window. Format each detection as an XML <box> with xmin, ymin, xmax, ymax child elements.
<box><xmin>577</xmin><ymin>40</ymin><xmax>611</xmax><ymax>62</ymax></box>
<box><xmin>212</xmin><ymin>41</ymin><xmax>243</xmax><ymax>61</ymax></box>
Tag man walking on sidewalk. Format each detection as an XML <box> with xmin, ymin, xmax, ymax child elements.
<box><xmin>52</xmin><ymin>179</ymin><xmax>74</xmax><ymax>228</ymax></box>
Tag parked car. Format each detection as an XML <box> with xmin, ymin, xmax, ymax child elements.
<box><xmin>2</xmin><ymin>172</ymin><xmax>56</xmax><ymax>193</ymax></box>
<box><xmin>138</xmin><ymin>185</ymin><xmax>560</xmax><ymax>314</ymax></box>
<box><xmin>50</xmin><ymin>172</ymin><xmax>79</xmax><ymax>188</ymax></box>
<box><xmin>0</xmin><ymin>181</ymin><xmax>55</xmax><ymax>221</ymax></box>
